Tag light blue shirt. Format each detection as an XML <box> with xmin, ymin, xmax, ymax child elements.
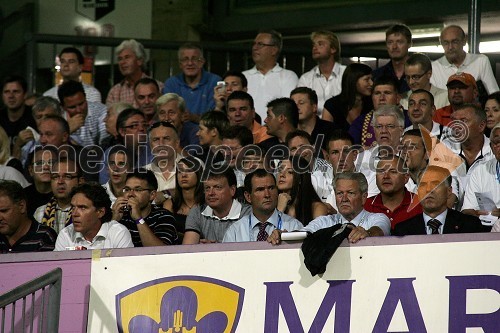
<box><xmin>223</xmin><ymin>209</ymin><xmax>303</xmax><ymax>242</ymax></box>
<box><xmin>302</xmin><ymin>209</ymin><xmax>391</xmax><ymax>236</ymax></box>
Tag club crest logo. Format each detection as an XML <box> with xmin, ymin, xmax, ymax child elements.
<box><xmin>116</xmin><ymin>276</ymin><xmax>245</xmax><ymax>333</ymax></box>
<box><xmin>76</xmin><ymin>0</ymin><xmax>115</xmax><ymax>21</ymax></box>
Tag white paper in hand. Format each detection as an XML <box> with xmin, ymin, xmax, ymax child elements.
<box><xmin>281</xmin><ymin>231</ymin><xmax>308</xmax><ymax>241</ymax></box>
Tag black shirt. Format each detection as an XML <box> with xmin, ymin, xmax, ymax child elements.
<box><xmin>0</xmin><ymin>218</ymin><xmax>57</xmax><ymax>253</ymax></box>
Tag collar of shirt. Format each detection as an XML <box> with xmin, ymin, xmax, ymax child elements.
<box><xmin>247</xmin><ymin>63</ymin><xmax>283</xmax><ymax>75</ymax></box>
<box><xmin>456</xmin><ymin>135</ymin><xmax>492</xmax><ymax>159</ymax></box>
<box><xmin>180</xmin><ymin>69</ymin><xmax>210</xmax><ymax>89</ymax></box>
<box><xmin>250</xmin><ymin>209</ymin><xmax>281</xmax><ymax>228</ymax></box>
<box><xmin>337</xmin><ymin>209</ymin><xmax>368</xmax><ymax>225</ymax></box>
<box><xmin>423</xmin><ymin>209</ymin><xmax>448</xmax><ymax>230</ymax></box>
<box><xmin>370</xmin><ymin>190</ymin><xmax>414</xmax><ymax>209</ymax></box>
<box><xmin>201</xmin><ymin>199</ymin><xmax>242</xmax><ymax>220</ymax></box>
<box><xmin>313</xmin><ymin>62</ymin><xmax>342</xmax><ymax>79</ymax></box>
<box><xmin>74</xmin><ymin>222</ymin><xmax>108</xmax><ymax>243</ymax></box>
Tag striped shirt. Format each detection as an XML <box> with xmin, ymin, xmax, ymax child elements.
<box><xmin>63</xmin><ymin>101</ymin><xmax>109</xmax><ymax>147</ymax></box>
<box><xmin>118</xmin><ymin>205</ymin><xmax>177</xmax><ymax>247</ymax></box>
<box><xmin>0</xmin><ymin>219</ymin><xmax>57</xmax><ymax>253</ymax></box>
<box><xmin>106</xmin><ymin>74</ymin><xmax>164</xmax><ymax>107</ymax></box>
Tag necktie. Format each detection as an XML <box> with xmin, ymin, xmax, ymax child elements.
<box><xmin>427</xmin><ymin>219</ymin><xmax>442</xmax><ymax>234</ymax></box>
<box><xmin>256</xmin><ymin>223</ymin><xmax>269</xmax><ymax>241</ymax></box>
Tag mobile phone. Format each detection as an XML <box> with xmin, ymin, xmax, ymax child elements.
<box><xmin>217</xmin><ymin>81</ymin><xmax>226</xmax><ymax>94</ymax></box>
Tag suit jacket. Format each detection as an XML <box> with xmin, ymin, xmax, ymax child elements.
<box><xmin>392</xmin><ymin>209</ymin><xmax>490</xmax><ymax>236</ymax></box>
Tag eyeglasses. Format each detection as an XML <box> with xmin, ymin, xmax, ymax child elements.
<box><xmin>51</xmin><ymin>174</ymin><xmax>80</xmax><ymax>181</ymax></box>
<box><xmin>374</xmin><ymin>124</ymin><xmax>401</xmax><ymax>131</ymax></box>
<box><xmin>122</xmin><ymin>187</ymin><xmax>154</xmax><ymax>193</ymax></box>
<box><xmin>122</xmin><ymin>122</ymin><xmax>148</xmax><ymax>130</ymax></box>
<box><xmin>253</xmin><ymin>42</ymin><xmax>275</xmax><ymax>49</ymax></box>
<box><xmin>148</xmin><ymin>121</ymin><xmax>177</xmax><ymax>132</ymax></box>
<box><xmin>33</xmin><ymin>160</ymin><xmax>54</xmax><ymax>168</ymax></box>
<box><xmin>405</xmin><ymin>72</ymin><xmax>427</xmax><ymax>81</ymax></box>
<box><xmin>179</xmin><ymin>57</ymin><xmax>203</xmax><ymax>64</ymax></box>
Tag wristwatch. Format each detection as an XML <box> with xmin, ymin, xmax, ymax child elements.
<box><xmin>135</xmin><ymin>217</ymin><xmax>146</xmax><ymax>225</ymax></box>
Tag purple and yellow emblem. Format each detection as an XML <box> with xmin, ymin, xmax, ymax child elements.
<box><xmin>116</xmin><ymin>276</ymin><xmax>245</xmax><ymax>333</ymax></box>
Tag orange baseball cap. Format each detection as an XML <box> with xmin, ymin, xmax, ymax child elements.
<box><xmin>446</xmin><ymin>72</ymin><xmax>477</xmax><ymax>89</ymax></box>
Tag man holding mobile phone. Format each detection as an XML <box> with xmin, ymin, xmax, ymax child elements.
<box><xmin>213</xmin><ymin>71</ymin><xmax>248</xmax><ymax>112</ymax></box>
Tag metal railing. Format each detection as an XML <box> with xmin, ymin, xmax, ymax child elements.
<box><xmin>0</xmin><ymin>268</ymin><xmax>62</xmax><ymax>333</ymax></box>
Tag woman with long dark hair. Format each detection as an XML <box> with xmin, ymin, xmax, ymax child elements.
<box><xmin>276</xmin><ymin>158</ymin><xmax>328</xmax><ymax>226</ymax></box>
<box><xmin>163</xmin><ymin>156</ymin><xmax>205</xmax><ymax>242</ymax></box>
<box><xmin>322</xmin><ymin>63</ymin><xmax>373</xmax><ymax>131</ymax></box>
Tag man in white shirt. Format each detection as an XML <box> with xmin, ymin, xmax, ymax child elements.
<box><xmin>269</xmin><ymin>172</ymin><xmax>390</xmax><ymax>244</ymax></box>
<box><xmin>223</xmin><ymin>169</ymin><xmax>302</xmax><ymax>242</ymax></box>
<box><xmin>43</xmin><ymin>47</ymin><xmax>102</xmax><ymax>103</ymax></box>
<box><xmin>243</xmin><ymin>30</ymin><xmax>298</xmax><ymax>122</ymax></box>
<box><xmin>400</xmin><ymin>53</ymin><xmax>449</xmax><ymax>110</ymax></box>
<box><xmin>55</xmin><ymin>183</ymin><xmax>133</xmax><ymax>250</ymax></box>
<box><xmin>297</xmin><ymin>30</ymin><xmax>346</xmax><ymax>116</ymax></box>
<box><xmin>431</xmin><ymin>25</ymin><xmax>499</xmax><ymax>95</ymax></box>
<box><xmin>461</xmin><ymin>123</ymin><xmax>500</xmax><ymax>219</ymax></box>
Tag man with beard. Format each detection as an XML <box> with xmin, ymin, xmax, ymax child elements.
<box><xmin>434</xmin><ymin>72</ymin><xmax>479</xmax><ymax>126</ymax></box>
<box><xmin>297</xmin><ymin>30</ymin><xmax>346</xmax><ymax>116</ymax></box>
<box><xmin>372</xmin><ymin>24</ymin><xmax>412</xmax><ymax>94</ymax></box>
<box><xmin>431</xmin><ymin>25</ymin><xmax>499</xmax><ymax>95</ymax></box>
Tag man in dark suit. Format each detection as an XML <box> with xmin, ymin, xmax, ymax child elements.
<box><xmin>393</xmin><ymin>165</ymin><xmax>488</xmax><ymax>235</ymax></box>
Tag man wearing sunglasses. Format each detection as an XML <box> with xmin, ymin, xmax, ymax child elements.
<box><xmin>112</xmin><ymin>168</ymin><xmax>178</xmax><ymax>247</ymax></box>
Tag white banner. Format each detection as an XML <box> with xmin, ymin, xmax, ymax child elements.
<box><xmin>89</xmin><ymin>240</ymin><xmax>500</xmax><ymax>332</ymax></box>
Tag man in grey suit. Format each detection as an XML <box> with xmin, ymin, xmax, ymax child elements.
<box><xmin>393</xmin><ymin>165</ymin><xmax>488</xmax><ymax>235</ymax></box>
